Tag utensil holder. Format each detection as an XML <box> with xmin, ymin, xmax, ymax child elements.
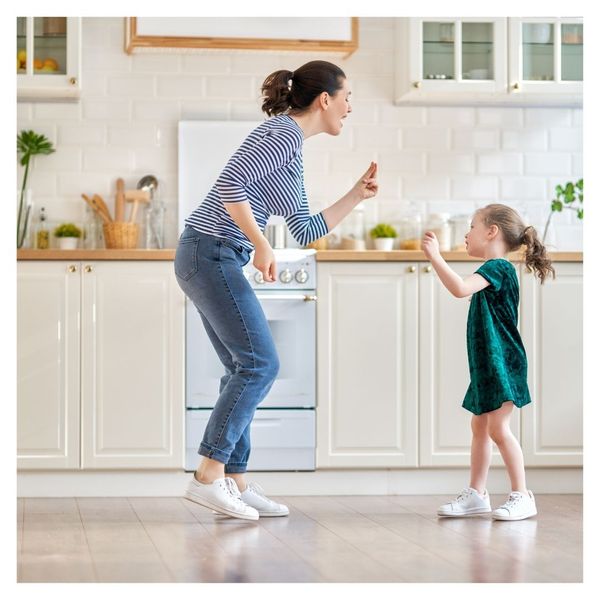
<box><xmin>103</xmin><ymin>222</ymin><xmax>139</xmax><ymax>249</ymax></box>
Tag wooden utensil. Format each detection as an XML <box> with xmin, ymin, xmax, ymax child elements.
<box><xmin>115</xmin><ymin>178</ymin><xmax>125</xmax><ymax>222</ymax></box>
<box><xmin>92</xmin><ymin>194</ymin><xmax>113</xmax><ymax>222</ymax></box>
<box><xmin>125</xmin><ymin>189</ymin><xmax>150</xmax><ymax>223</ymax></box>
<box><xmin>81</xmin><ymin>193</ymin><xmax>111</xmax><ymax>224</ymax></box>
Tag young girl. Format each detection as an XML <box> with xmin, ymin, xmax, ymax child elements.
<box><xmin>422</xmin><ymin>204</ymin><xmax>555</xmax><ymax>521</ymax></box>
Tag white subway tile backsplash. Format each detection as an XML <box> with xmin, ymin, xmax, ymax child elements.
<box><xmin>182</xmin><ymin>54</ymin><xmax>232</xmax><ymax>74</ymax></box>
<box><xmin>549</xmin><ymin>128</ymin><xmax>583</xmax><ymax>152</ymax></box>
<box><xmin>451</xmin><ymin>176</ymin><xmax>499</xmax><ymax>200</ymax></box>
<box><xmin>524</xmin><ymin>108</ymin><xmax>572</xmax><ymax>128</ymax></box>
<box><xmin>156</xmin><ymin>76</ymin><xmax>205</xmax><ymax>99</ymax></box>
<box><xmin>58</xmin><ymin>124</ymin><xmax>106</xmax><ymax>146</ymax></box>
<box><xmin>181</xmin><ymin>100</ymin><xmax>231</xmax><ymax>121</ymax></box>
<box><xmin>33</xmin><ymin>103</ymin><xmax>81</xmax><ymax>120</ymax></box>
<box><xmin>427</xmin><ymin>107</ymin><xmax>475</xmax><ymax>127</ymax></box>
<box><xmin>452</xmin><ymin>129</ymin><xmax>500</xmax><ymax>151</ymax></box>
<box><xmin>330</xmin><ymin>151</ymin><xmax>381</xmax><ymax>174</ymax></box>
<box><xmin>345</xmin><ymin>100</ymin><xmax>378</xmax><ymax>125</ymax></box>
<box><xmin>572</xmin><ymin>109</ymin><xmax>583</xmax><ymax>127</ymax></box>
<box><xmin>132</xmin><ymin>54</ymin><xmax>182</xmax><ymax>73</ymax></box>
<box><xmin>132</xmin><ymin>101</ymin><xmax>182</xmax><ymax>122</ymax></box>
<box><xmin>17</xmin><ymin>103</ymin><xmax>32</xmax><ymax>122</ymax></box>
<box><xmin>354</xmin><ymin>125</ymin><xmax>400</xmax><ymax>150</ymax></box>
<box><xmin>572</xmin><ymin>154</ymin><xmax>583</xmax><ymax>178</ymax></box>
<box><xmin>502</xmin><ymin>130</ymin><xmax>547</xmax><ymax>151</ymax></box>
<box><xmin>477</xmin><ymin>108</ymin><xmax>523</xmax><ymax>127</ymax></box>
<box><xmin>500</xmin><ymin>177</ymin><xmax>546</xmax><ymax>201</ymax></box>
<box><xmin>403</xmin><ymin>176</ymin><xmax>450</xmax><ymax>199</ymax></box>
<box><xmin>378</xmin><ymin>152</ymin><xmax>425</xmax><ymax>175</ymax></box>
<box><xmin>378</xmin><ymin>105</ymin><xmax>426</xmax><ymax>126</ymax></box>
<box><xmin>478</xmin><ymin>153</ymin><xmax>523</xmax><ymax>175</ymax></box>
<box><xmin>524</xmin><ymin>153</ymin><xmax>571</xmax><ymax>176</ymax></box>
<box><xmin>83</xmin><ymin>100</ymin><xmax>130</xmax><ymax>121</ymax></box>
<box><xmin>83</xmin><ymin>148</ymin><xmax>133</xmax><ymax>171</ymax></box>
<box><xmin>403</xmin><ymin>128</ymin><xmax>450</xmax><ymax>150</ymax></box>
<box><xmin>206</xmin><ymin>76</ymin><xmax>255</xmax><ymax>99</ymax></box>
<box><xmin>428</xmin><ymin>153</ymin><xmax>475</xmax><ymax>175</ymax></box>
<box><xmin>37</xmin><ymin>147</ymin><xmax>82</xmax><ymax>172</ymax></box>
<box><xmin>57</xmin><ymin>172</ymin><xmax>112</xmax><ymax>198</ymax></box>
<box><xmin>108</xmin><ymin>125</ymin><xmax>158</xmax><ymax>147</ymax></box>
<box><xmin>351</xmin><ymin>76</ymin><xmax>394</xmax><ymax>100</ymax></box>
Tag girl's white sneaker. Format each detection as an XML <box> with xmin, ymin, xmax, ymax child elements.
<box><xmin>240</xmin><ymin>482</ymin><xmax>289</xmax><ymax>517</ymax></box>
<box><xmin>184</xmin><ymin>476</ymin><xmax>259</xmax><ymax>520</ymax></box>
<box><xmin>492</xmin><ymin>490</ymin><xmax>537</xmax><ymax>521</ymax></box>
<box><xmin>437</xmin><ymin>487</ymin><xmax>492</xmax><ymax>517</ymax></box>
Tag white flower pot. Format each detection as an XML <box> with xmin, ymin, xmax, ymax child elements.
<box><xmin>58</xmin><ymin>237</ymin><xmax>79</xmax><ymax>250</ymax></box>
<box><xmin>373</xmin><ymin>237</ymin><xmax>395</xmax><ymax>251</ymax></box>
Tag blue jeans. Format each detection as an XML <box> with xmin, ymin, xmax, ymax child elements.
<box><xmin>174</xmin><ymin>226</ymin><xmax>279</xmax><ymax>473</ymax></box>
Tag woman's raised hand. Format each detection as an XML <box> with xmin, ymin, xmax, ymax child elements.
<box><xmin>352</xmin><ymin>161</ymin><xmax>379</xmax><ymax>201</ymax></box>
<box><xmin>253</xmin><ymin>237</ymin><xmax>277</xmax><ymax>283</ymax></box>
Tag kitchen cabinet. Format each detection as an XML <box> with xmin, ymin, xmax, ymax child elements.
<box><xmin>520</xmin><ymin>262</ymin><xmax>583</xmax><ymax>465</ymax></box>
<box><xmin>317</xmin><ymin>261</ymin><xmax>582</xmax><ymax>468</ymax></box>
<box><xmin>17</xmin><ymin>261</ymin><xmax>185</xmax><ymax>469</ymax></box>
<box><xmin>395</xmin><ymin>17</ymin><xmax>582</xmax><ymax>105</ymax></box>
<box><xmin>316</xmin><ymin>262</ymin><xmax>419</xmax><ymax>467</ymax></box>
<box><xmin>17</xmin><ymin>17</ymin><xmax>81</xmax><ymax>101</ymax></box>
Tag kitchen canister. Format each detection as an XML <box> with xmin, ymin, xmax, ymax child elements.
<box><xmin>449</xmin><ymin>214</ymin><xmax>472</xmax><ymax>251</ymax></box>
<box><xmin>426</xmin><ymin>213</ymin><xmax>452</xmax><ymax>252</ymax></box>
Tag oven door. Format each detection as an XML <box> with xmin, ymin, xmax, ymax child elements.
<box><xmin>186</xmin><ymin>291</ymin><xmax>316</xmax><ymax>408</ymax></box>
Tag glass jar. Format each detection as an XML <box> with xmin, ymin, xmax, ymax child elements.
<box><xmin>397</xmin><ymin>213</ymin><xmax>422</xmax><ymax>250</ymax></box>
<box><xmin>35</xmin><ymin>206</ymin><xmax>50</xmax><ymax>249</ymax></box>
<box><xmin>340</xmin><ymin>205</ymin><xmax>366</xmax><ymax>249</ymax></box>
<box><xmin>83</xmin><ymin>206</ymin><xmax>100</xmax><ymax>249</ymax></box>
<box><xmin>427</xmin><ymin>212</ymin><xmax>451</xmax><ymax>251</ymax></box>
<box><xmin>449</xmin><ymin>214</ymin><xmax>472</xmax><ymax>251</ymax></box>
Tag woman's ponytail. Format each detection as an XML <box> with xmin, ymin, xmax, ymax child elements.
<box><xmin>261</xmin><ymin>70</ymin><xmax>294</xmax><ymax>117</ymax></box>
<box><xmin>521</xmin><ymin>225</ymin><xmax>555</xmax><ymax>284</ymax></box>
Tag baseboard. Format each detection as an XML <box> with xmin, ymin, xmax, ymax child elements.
<box><xmin>17</xmin><ymin>467</ymin><xmax>583</xmax><ymax>497</ymax></box>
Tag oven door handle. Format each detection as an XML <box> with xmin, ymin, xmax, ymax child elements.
<box><xmin>254</xmin><ymin>294</ymin><xmax>317</xmax><ymax>302</ymax></box>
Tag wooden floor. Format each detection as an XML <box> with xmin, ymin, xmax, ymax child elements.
<box><xmin>17</xmin><ymin>494</ymin><xmax>582</xmax><ymax>583</ymax></box>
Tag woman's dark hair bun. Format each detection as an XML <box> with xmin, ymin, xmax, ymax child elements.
<box><xmin>261</xmin><ymin>70</ymin><xmax>294</xmax><ymax>117</ymax></box>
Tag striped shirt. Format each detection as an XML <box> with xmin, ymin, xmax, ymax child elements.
<box><xmin>184</xmin><ymin>114</ymin><xmax>329</xmax><ymax>251</ymax></box>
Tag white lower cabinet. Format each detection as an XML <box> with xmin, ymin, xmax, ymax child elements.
<box><xmin>520</xmin><ymin>262</ymin><xmax>583</xmax><ymax>466</ymax></box>
<box><xmin>17</xmin><ymin>261</ymin><xmax>185</xmax><ymax>470</ymax></box>
<box><xmin>317</xmin><ymin>261</ymin><xmax>582</xmax><ymax>468</ymax></box>
<box><xmin>317</xmin><ymin>262</ymin><xmax>419</xmax><ymax>467</ymax></box>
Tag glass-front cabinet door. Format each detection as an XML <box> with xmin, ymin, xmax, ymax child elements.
<box><xmin>17</xmin><ymin>17</ymin><xmax>81</xmax><ymax>101</ymax></box>
<box><xmin>397</xmin><ymin>17</ymin><xmax>507</xmax><ymax>101</ymax></box>
<box><xmin>508</xmin><ymin>17</ymin><xmax>583</xmax><ymax>97</ymax></box>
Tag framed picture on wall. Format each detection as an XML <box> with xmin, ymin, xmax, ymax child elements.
<box><xmin>125</xmin><ymin>17</ymin><xmax>358</xmax><ymax>55</ymax></box>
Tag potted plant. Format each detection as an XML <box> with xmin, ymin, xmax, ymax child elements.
<box><xmin>17</xmin><ymin>130</ymin><xmax>55</xmax><ymax>248</ymax></box>
<box><xmin>369</xmin><ymin>223</ymin><xmax>397</xmax><ymax>251</ymax></box>
<box><xmin>543</xmin><ymin>179</ymin><xmax>583</xmax><ymax>243</ymax></box>
<box><xmin>54</xmin><ymin>223</ymin><xmax>82</xmax><ymax>250</ymax></box>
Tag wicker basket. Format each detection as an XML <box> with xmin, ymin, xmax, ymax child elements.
<box><xmin>103</xmin><ymin>222</ymin><xmax>139</xmax><ymax>249</ymax></box>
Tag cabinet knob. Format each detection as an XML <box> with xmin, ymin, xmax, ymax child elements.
<box><xmin>408</xmin><ymin>265</ymin><xmax>417</xmax><ymax>273</ymax></box>
<box><xmin>68</xmin><ymin>265</ymin><xmax>77</xmax><ymax>273</ymax></box>
<box><xmin>424</xmin><ymin>265</ymin><xmax>432</xmax><ymax>273</ymax></box>
<box><xmin>69</xmin><ymin>77</ymin><xmax>77</xmax><ymax>85</ymax></box>
<box><xmin>512</xmin><ymin>82</ymin><xmax>520</xmax><ymax>91</ymax></box>
<box><xmin>84</xmin><ymin>265</ymin><xmax>93</xmax><ymax>273</ymax></box>
<box><xmin>413</xmin><ymin>81</ymin><xmax>422</xmax><ymax>89</ymax></box>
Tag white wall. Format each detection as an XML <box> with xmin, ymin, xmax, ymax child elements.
<box><xmin>17</xmin><ymin>17</ymin><xmax>583</xmax><ymax>250</ymax></box>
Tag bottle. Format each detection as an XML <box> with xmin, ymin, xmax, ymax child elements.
<box><xmin>427</xmin><ymin>212</ymin><xmax>451</xmax><ymax>252</ymax></box>
<box><xmin>35</xmin><ymin>206</ymin><xmax>50</xmax><ymax>250</ymax></box>
<box><xmin>84</xmin><ymin>206</ymin><xmax>99</xmax><ymax>250</ymax></box>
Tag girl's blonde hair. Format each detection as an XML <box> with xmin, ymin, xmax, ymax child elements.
<box><xmin>476</xmin><ymin>203</ymin><xmax>555</xmax><ymax>284</ymax></box>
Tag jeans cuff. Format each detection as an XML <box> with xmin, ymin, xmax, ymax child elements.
<box><xmin>225</xmin><ymin>463</ymin><xmax>247</xmax><ymax>474</ymax></box>
<box><xmin>198</xmin><ymin>442</ymin><xmax>230</xmax><ymax>464</ymax></box>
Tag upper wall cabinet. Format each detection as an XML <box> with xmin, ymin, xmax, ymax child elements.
<box><xmin>17</xmin><ymin>17</ymin><xmax>82</xmax><ymax>101</ymax></box>
<box><xmin>395</xmin><ymin>17</ymin><xmax>582</xmax><ymax>106</ymax></box>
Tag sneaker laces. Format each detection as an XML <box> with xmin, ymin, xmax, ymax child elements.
<box><xmin>502</xmin><ymin>492</ymin><xmax>524</xmax><ymax>508</ymax></box>
<box><xmin>455</xmin><ymin>488</ymin><xmax>473</xmax><ymax>502</ymax></box>
<box><xmin>246</xmin><ymin>482</ymin><xmax>265</xmax><ymax>498</ymax></box>
<box><xmin>222</xmin><ymin>477</ymin><xmax>246</xmax><ymax>507</ymax></box>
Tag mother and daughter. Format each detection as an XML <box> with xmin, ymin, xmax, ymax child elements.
<box><xmin>174</xmin><ymin>60</ymin><xmax>554</xmax><ymax>522</ymax></box>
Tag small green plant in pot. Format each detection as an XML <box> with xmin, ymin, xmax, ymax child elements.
<box><xmin>54</xmin><ymin>223</ymin><xmax>82</xmax><ymax>250</ymax></box>
<box><xmin>370</xmin><ymin>223</ymin><xmax>397</xmax><ymax>251</ymax></box>
<box><xmin>543</xmin><ymin>179</ymin><xmax>583</xmax><ymax>243</ymax></box>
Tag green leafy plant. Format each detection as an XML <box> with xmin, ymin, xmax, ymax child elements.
<box><xmin>369</xmin><ymin>223</ymin><xmax>397</xmax><ymax>239</ymax></box>
<box><xmin>17</xmin><ymin>130</ymin><xmax>55</xmax><ymax>248</ymax></box>
<box><xmin>543</xmin><ymin>179</ymin><xmax>583</xmax><ymax>243</ymax></box>
<box><xmin>54</xmin><ymin>223</ymin><xmax>82</xmax><ymax>238</ymax></box>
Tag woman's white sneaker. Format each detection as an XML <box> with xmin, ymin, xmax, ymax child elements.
<box><xmin>492</xmin><ymin>490</ymin><xmax>537</xmax><ymax>521</ymax></box>
<box><xmin>240</xmin><ymin>482</ymin><xmax>289</xmax><ymax>517</ymax></box>
<box><xmin>437</xmin><ymin>487</ymin><xmax>492</xmax><ymax>517</ymax></box>
<box><xmin>184</xmin><ymin>476</ymin><xmax>259</xmax><ymax>520</ymax></box>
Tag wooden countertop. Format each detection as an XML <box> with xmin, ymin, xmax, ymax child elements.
<box><xmin>16</xmin><ymin>249</ymin><xmax>583</xmax><ymax>262</ymax></box>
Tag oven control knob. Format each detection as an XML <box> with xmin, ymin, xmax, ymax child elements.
<box><xmin>295</xmin><ymin>269</ymin><xmax>309</xmax><ymax>284</ymax></box>
<box><xmin>279</xmin><ymin>269</ymin><xmax>293</xmax><ymax>284</ymax></box>
<box><xmin>254</xmin><ymin>272</ymin><xmax>264</xmax><ymax>284</ymax></box>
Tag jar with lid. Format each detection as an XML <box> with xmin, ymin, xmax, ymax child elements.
<box><xmin>397</xmin><ymin>213</ymin><xmax>422</xmax><ymax>250</ymax></box>
<box><xmin>449</xmin><ymin>214</ymin><xmax>472</xmax><ymax>251</ymax></box>
<box><xmin>340</xmin><ymin>205</ymin><xmax>366</xmax><ymax>250</ymax></box>
<box><xmin>426</xmin><ymin>212</ymin><xmax>451</xmax><ymax>251</ymax></box>
<box><xmin>34</xmin><ymin>206</ymin><xmax>50</xmax><ymax>249</ymax></box>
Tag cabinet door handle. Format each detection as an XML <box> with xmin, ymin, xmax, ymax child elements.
<box><xmin>408</xmin><ymin>265</ymin><xmax>417</xmax><ymax>273</ymax></box>
<box><xmin>512</xmin><ymin>82</ymin><xmax>520</xmax><ymax>91</ymax></box>
<box><xmin>84</xmin><ymin>265</ymin><xmax>93</xmax><ymax>273</ymax></box>
<box><xmin>413</xmin><ymin>81</ymin><xmax>422</xmax><ymax>89</ymax></box>
<box><xmin>424</xmin><ymin>265</ymin><xmax>432</xmax><ymax>273</ymax></box>
<box><xmin>68</xmin><ymin>265</ymin><xmax>77</xmax><ymax>273</ymax></box>
<box><xmin>69</xmin><ymin>77</ymin><xmax>77</xmax><ymax>85</ymax></box>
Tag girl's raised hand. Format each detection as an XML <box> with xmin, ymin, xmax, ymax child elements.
<box><xmin>352</xmin><ymin>161</ymin><xmax>378</xmax><ymax>201</ymax></box>
<box><xmin>421</xmin><ymin>230</ymin><xmax>440</xmax><ymax>260</ymax></box>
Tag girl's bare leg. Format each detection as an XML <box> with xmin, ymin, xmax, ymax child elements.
<box><xmin>487</xmin><ymin>401</ymin><xmax>528</xmax><ymax>493</ymax></box>
<box><xmin>470</xmin><ymin>413</ymin><xmax>492</xmax><ymax>494</ymax></box>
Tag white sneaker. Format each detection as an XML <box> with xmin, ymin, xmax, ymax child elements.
<box><xmin>240</xmin><ymin>482</ymin><xmax>289</xmax><ymax>517</ymax></box>
<box><xmin>184</xmin><ymin>476</ymin><xmax>259</xmax><ymax>521</ymax></box>
<box><xmin>492</xmin><ymin>490</ymin><xmax>537</xmax><ymax>521</ymax></box>
<box><xmin>437</xmin><ymin>487</ymin><xmax>492</xmax><ymax>517</ymax></box>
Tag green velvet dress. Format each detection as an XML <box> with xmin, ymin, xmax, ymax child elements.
<box><xmin>463</xmin><ymin>258</ymin><xmax>532</xmax><ymax>415</ymax></box>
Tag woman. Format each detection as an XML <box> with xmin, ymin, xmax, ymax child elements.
<box><xmin>175</xmin><ymin>60</ymin><xmax>378</xmax><ymax>520</ymax></box>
